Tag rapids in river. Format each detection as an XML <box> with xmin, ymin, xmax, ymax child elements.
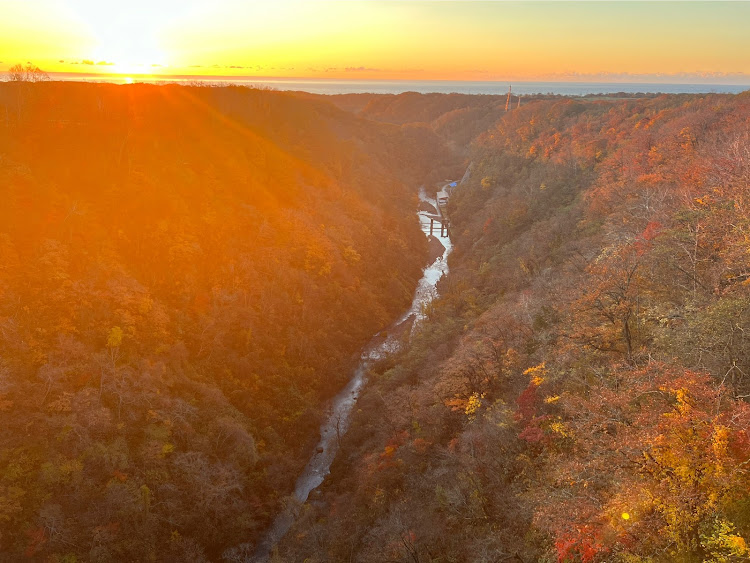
<box><xmin>235</xmin><ymin>186</ymin><xmax>455</xmax><ymax>562</ymax></box>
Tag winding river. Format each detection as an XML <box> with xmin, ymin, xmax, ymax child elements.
<box><xmin>243</xmin><ymin>186</ymin><xmax>455</xmax><ymax>562</ymax></box>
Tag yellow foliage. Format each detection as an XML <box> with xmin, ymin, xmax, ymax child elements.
<box><xmin>60</xmin><ymin>458</ymin><xmax>83</xmax><ymax>478</ymax></box>
<box><xmin>106</xmin><ymin>326</ymin><xmax>123</xmax><ymax>348</ymax></box>
<box><xmin>138</xmin><ymin>297</ymin><xmax>153</xmax><ymax>315</ymax></box>
<box><xmin>524</xmin><ymin>362</ymin><xmax>547</xmax><ymax>386</ymax></box>
<box><xmin>519</xmin><ymin>259</ymin><xmax>531</xmax><ymax>275</ymax></box>
<box><xmin>465</xmin><ymin>392</ymin><xmax>483</xmax><ymax>421</ymax></box>
<box><xmin>343</xmin><ymin>245</ymin><xmax>361</xmax><ymax>265</ymax></box>
<box><xmin>549</xmin><ymin>420</ymin><xmax>572</xmax><ymax>438</ymax></box>
<box><xmin>702</xmin><ymin>518</ymin><xmax>749</xmax><ymax>562</ymax></box>
<box><xmin>674</xmin><ymin>388</ymin><xmax>692</xmax><ymax>415</ymax></box>
<box><xmin>712</xmin><ymin>425</ymin><xmax>729</xmax><ymax>458</ymax></box>
<box><xmin>524</xmin><ymin>362</ymin><xmax>546</xmax><ymax>375</ymax></box>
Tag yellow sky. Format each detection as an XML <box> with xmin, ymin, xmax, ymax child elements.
<box><xmin>1</xmin><ymin>1</ymin><xmax>749</xmax><ymax>82</ymax></box>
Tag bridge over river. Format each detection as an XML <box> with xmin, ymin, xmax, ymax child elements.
<box><xmin>231</xmin><ymin>171</ymin><xmax>469</xmax><ymax>562</ymax></box>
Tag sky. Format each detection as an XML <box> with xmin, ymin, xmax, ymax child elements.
<box><xmin>1</xmin><ymin>0</ymin><xmax>749</xmax><ymax>83</ymax></box>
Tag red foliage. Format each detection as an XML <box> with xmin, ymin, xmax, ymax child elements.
<box><xmin>518</xmin><ymin>424</ymin><xmax>545</xmax><ymax>444</ymax></box>
<box><xmin>412</xmin><ymin>438</ymin><xmax>432</xmax><ymax>455</ymax></box>
<box><xmin>516</xmin><ymin>380</ymin><xmax>554</xmax><ymax>443</ymax></box>
<box><xmin>555</xmin><ymin>526</ymin><xmax>608</xmax><ymax>562</ymax></box>
<box><xmin>640</xmin><ymin>221</ymin><xmax>662</xmax><ymax>241</ymax></box>
<box><xmin>387</xmin><ymin>430</ymin><xmax>410</xmax><ymax>449</ymax></box>
<box><xmin>24</xmin><ymin>527</ymin><xmax>46</xmax><ymax>558</ymax></box>
<box><xmin>515</xmin><ymin>383</ymin><xmax>538</xmax><ymax>424</ymax></box>
<box><xmin>483</xmin><ymin>217</ymin><xmax>494</xmax><ymax>234</ymax></box>
<box><xmin>634</xmin><ymin>221</ymin><xmax>662</xmax><ymax>255</ymax></box>
<box><xmin>730</xmin><ymin>429</ymin><xmax>750</xmax><ymax>459</ymax></box>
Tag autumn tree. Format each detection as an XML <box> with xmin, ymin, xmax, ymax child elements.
<box><xmin>532</xmin><ymin>363</ymin><xmax>750</xmax><ymax>561</ymax></box>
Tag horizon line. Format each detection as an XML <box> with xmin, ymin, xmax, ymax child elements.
<box><xmin>27</xmin><ymin>71</ymin><xmax>750</xmax><ymax>87</ymax></box>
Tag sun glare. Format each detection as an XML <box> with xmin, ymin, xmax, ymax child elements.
<box><xmin>91</xmin><ymin>37</ymin><xmax>167</xmax><ymax>75</ymax></box>
<box><xmin>67</xmin><ymin>0</ymin><xmax>179</xmax><ymax>74</ymax></box>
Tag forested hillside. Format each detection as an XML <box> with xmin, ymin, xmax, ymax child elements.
<box><xmin>326</xmin><ymin>92</ymin><xmax>509</xmax><ymax>154</ymax></box>
<box><xmin>0</xmin><ymin>82</ymin><xmax>462</xmax><ymax>561</ymax></box>
<box><xmin>4</xmin><ymin>82</ymin><xmax>750</xmax><ymax>563</ymax></box>
<box><xmin>280</xmin><ymin>92</ymin><xmax>750</xmax><ymax>562</ymax></box>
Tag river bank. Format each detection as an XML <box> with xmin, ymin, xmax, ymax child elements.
<box><xmin>231</xmin><ymin>185</ymin><xmax>456</xmax><ymax>562</ymax></box>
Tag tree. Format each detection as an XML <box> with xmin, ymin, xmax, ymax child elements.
<box><xmin>7</xmin><ymin>63</ymin><xmax>49</xmax><ymax>82</ymax></box>
<box><xmin>534</xmin><ymin>362</ymin><xmax>750</xmax><ymax>561</ymax></box>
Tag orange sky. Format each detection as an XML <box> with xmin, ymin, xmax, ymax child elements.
<box><xmin>1</xmin><ymin>1</ymin><xmax>749</xmax><ymax>83</ymax></box>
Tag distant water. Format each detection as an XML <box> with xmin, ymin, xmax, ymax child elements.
<box><xmin>232</xmin><ymin>79</ymin><xmax>750</xmax><ymax>96</ymax></box>
<box><xmin>51</xmin><ymin>73</ymin><xmax>749</xmax><ymax>96</ymax></box>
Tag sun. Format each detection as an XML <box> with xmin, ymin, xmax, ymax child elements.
<box><xmin>92</xmin><ymin>40</ymin><xmax>168</xmax><ymax>76</ymax></box>
<box><xmin>70</xmin><ymin>1</ymin><xmax>176</xmax><ymax>73</ymax></box>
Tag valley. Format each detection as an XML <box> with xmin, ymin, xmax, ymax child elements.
<box><xmin>2</xmin><ymin>82</ymin><xmax>750</xmax><ymax>562</ymax></box>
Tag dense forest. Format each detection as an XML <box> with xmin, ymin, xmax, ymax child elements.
<box><xmin>0</xmin><ymin>81</ymin><xmax>461</xmax><ymax>561</ymax></box>
<box><xmin>2</xmin><ymin>81</ymin><xmax>750</xmax><ymax>562</ymax></box>
<box><xmin>279</xmin><ymin>91</ymin><xmax>750</xmax><ymax>562</ymax></box>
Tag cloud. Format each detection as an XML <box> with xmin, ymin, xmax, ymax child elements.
<box><xmin>68</xmin><ymin>59</ymin><xmax>114</xmax><ymax>67</ymax></box>
<box><xmin>345</xmin><ymin>66</ymin><xmax>380</xmax><ymax>73</ymax></box>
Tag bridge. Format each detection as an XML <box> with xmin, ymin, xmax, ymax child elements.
<box><xmin>424</xmin><ymin>213</ymin><xmax>450</xmax><ymax>237</ymax></box>
<box><xmin>430</xmin><ymin>180</ymin><xmax>458</xmax><ymax>238</ymax></box>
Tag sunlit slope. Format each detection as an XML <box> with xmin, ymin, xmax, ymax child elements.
<box><xmin>0</xmin><ymin>82</ymin><xmax>442</xmax><ymax>560</ymax></box>
<box><xmin>278</xmin><ymin>91</ymin><xmax>750</xmax><ymax>562</ymax></box>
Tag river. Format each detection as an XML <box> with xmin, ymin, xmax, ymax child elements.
<box><xmin>229</xmin><ymin>186</ymin><xmax>455</xmax><ymax>562</ymax></box>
